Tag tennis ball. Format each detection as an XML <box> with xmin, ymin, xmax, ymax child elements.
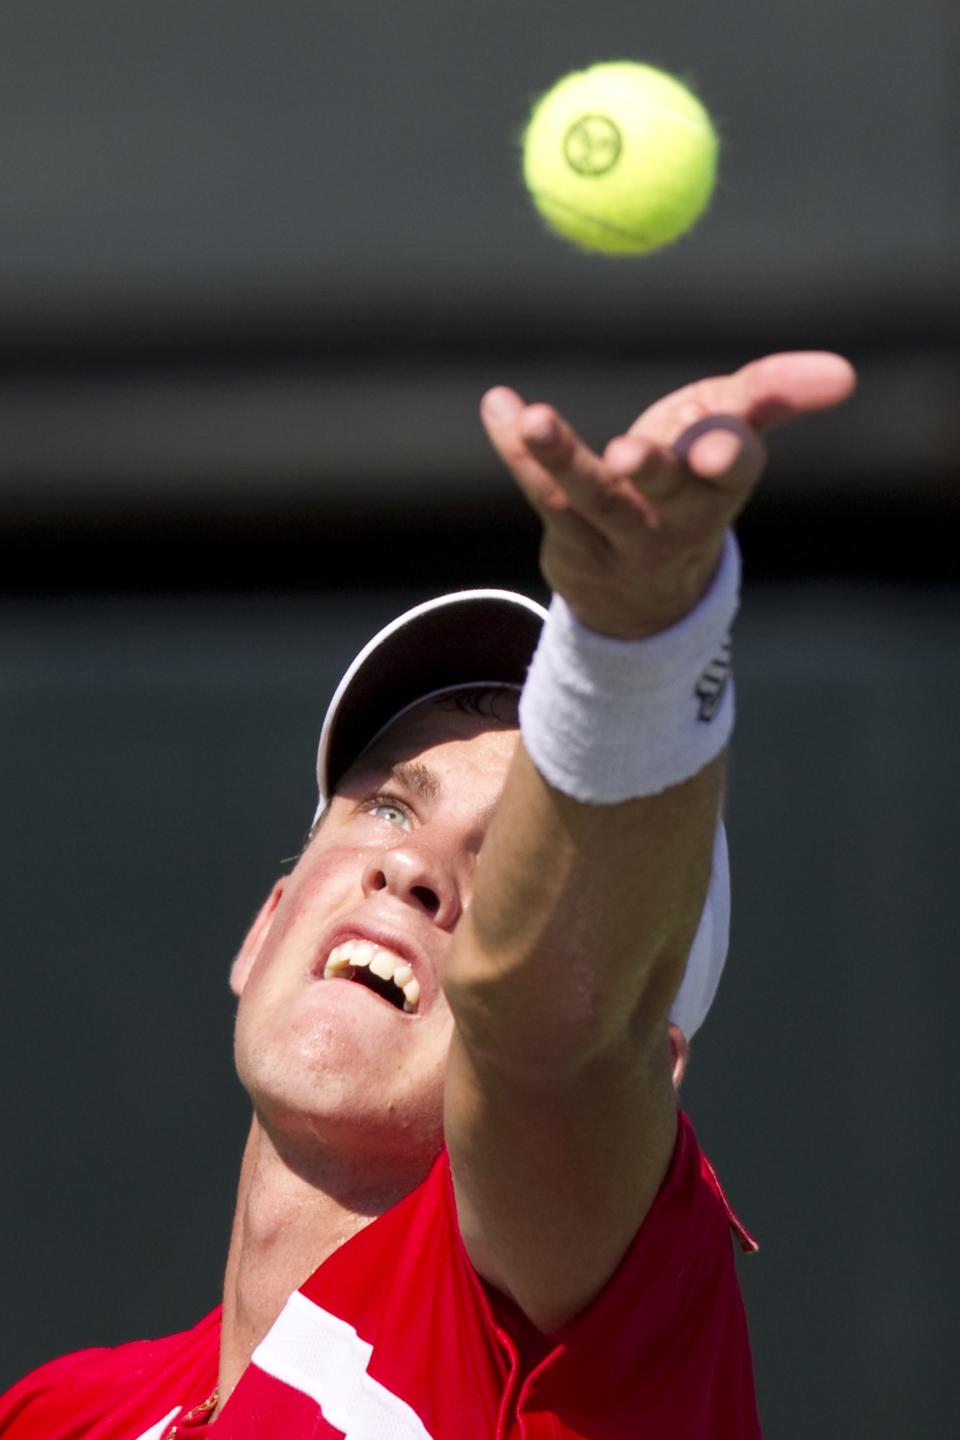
<box><xmin>521</xmin><ymin>61</ymin><xmax>718</xmax><ymax>255</ymax></box>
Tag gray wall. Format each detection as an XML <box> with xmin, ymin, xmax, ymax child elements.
<box><xmin>0</xmin><ymin>0</ymin><xmax>954</xmax><ymax>322</ymax></box>
<box><xmin>2</xmin><ymin>583</ymin><xmax>957</xmax><ymax>1434</ymax></box>
<box><xmin>0</xmin><ymin>0</ymin><xmax>956</xmax><ymax>519</ymax></box>
<box><xmin>0</xmin><ymin>2</ymin><xmax>957</xmax><ymax>1435</ymax></box>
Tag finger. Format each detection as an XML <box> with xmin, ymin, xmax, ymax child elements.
<box><xmin>483</xmin><ymin>386</ymin><xmax>635</xmax><ymax>531</ymax></box>
<box><xmin>631</xmin><ymin>351</ymin><xmax>858</xmax><ymax>447</ymax></box>
<box><xmin>602</xmin><ymin>416</ymin><xmax>765</xmax><ymax>528</ymax></box>
<box><xmin>721</xmin><ymin>351</ymin><xmax>858</xmax><ymax>433</ymax></box>
<box><xmin>520</xmin><ymin>405</ymin><xmax>606</xmax><ymax>515</ymax></box>
<box><xmin>519</xmin><ymin>403</ymin><xmax>664</xmax><ymax>532</ymax></box>
<box><xmin>672</xmin><ymin>415</ymin><xmax>767</xmax><ymax>493</ymax></box>
<box><xmin>481</xmin><ymin>389</ymin><xmax>630</xmax><ymax>583</ymax></box>
<box><xmin>480</xmin><ymin>387</ymin><xmax>571</xmax><ymax>516</ymax></box>
<box><xmin>598</xmin><ymin>433</ymin><xmax>672</xmax><ymax>529</ymax></box>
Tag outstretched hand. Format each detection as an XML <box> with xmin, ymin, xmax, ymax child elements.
<box><xmin>480</xmin><ymin>352</ymin><xmax>857</xmax><ymax>639</ymax></box>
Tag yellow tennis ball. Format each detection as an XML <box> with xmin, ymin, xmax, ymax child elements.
<box><xmin>521</xmin><ymin>61</ymin><xmax>718</xmax><ymax>255</ymax></box>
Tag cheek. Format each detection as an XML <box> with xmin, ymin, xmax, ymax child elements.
<box><xmin>281</xmin><ymin>844</ymin><xmax>368</xmax><ymax>939</ymax></box>
<box><xmin>292</xmin><ymin>841</ymin><xmax>366</xmax><ymax>909</ymax></box>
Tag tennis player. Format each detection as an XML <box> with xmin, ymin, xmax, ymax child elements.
<box><xmin>0</xmin><ymin>352</ymin><xmax>856</xmax><ymax>1438</ymax></box>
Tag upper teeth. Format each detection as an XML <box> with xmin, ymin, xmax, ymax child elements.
<box><xmin>323</xmin><ymin>939</ymin><xmax>421</xmax><ymax>1013</ymax></box>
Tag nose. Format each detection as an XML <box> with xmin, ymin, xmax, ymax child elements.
<box><xmin>360</xmin><ymin>839</ymin><xmax>462</xmax><ymax>929</ymax></box>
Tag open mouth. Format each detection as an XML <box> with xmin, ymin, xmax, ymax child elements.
<box><xmin>322</xmin><ymin>939</ymin><xmax>421</xmax><ymax>1014</ymax></box>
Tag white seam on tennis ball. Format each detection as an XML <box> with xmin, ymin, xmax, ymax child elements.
<box><xmin>529</xmin><ymin>190</ymin><xmax>662</xmax><ymax>243</ymax></box>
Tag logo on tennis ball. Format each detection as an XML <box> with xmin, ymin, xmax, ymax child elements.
<box><xmin>563</xmin><ymin>115</ymin><xmax>622</xmax><ymax>176</ymax></box>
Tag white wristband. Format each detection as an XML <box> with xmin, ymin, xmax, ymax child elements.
<box><xmin>519</xmin><ymin>532</ymin><xmax>739</xmax><ymax>803</ymax></box>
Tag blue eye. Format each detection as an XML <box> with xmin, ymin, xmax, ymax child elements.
<box><xmin>369</xmin><ymin>797</ymin><xmax>411</xmax><ymax>829</ymax></box>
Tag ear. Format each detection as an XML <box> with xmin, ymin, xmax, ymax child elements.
<box><xmin>230</xmin><ymin>879</ymin><xmax>285</xmax><ymax>997</ymax></box>
<box><xmin>668</xmin><ymin>1022</ymin><xmax>690</xmax><ymax>1089</ymax></box>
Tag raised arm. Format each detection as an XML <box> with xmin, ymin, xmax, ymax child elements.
<box><xmin>441</xmin><ymin>352</ymin><xmax>857</xmax><ymax>1332</ymax></box>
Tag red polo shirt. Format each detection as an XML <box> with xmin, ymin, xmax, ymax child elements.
<box><xmin>0</xmin><ymin>1112</ymin><xmax>761</xmax><ymax>1438</ymax></box>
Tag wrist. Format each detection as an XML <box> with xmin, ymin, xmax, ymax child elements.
<box><xmin>520</xmin><ymin>531</ymin><xmax>740</xmax><ymax>803</ymax></box>
<box><xmin>555</xmin><ymin>537</ymin><xmax>728</xmax><ymax>641</ymax></box>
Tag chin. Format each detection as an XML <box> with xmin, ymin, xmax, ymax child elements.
<box><xmin>236</xmin><ymin>1039</ymin><xmax>448</xmax><ymax>1179</ymax></box>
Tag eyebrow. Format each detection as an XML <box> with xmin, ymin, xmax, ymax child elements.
<box><xmin>391</xmin><ymin>760</ymin><xmax>441</xmax><ymax>802</ymax></box>
<box><xmin>336</xmin><ymin>756</ymin><xmax>501</xmax><ymax>842</ymax></box>
<box><xmin>390</xmin><ymin>766</ymin><xmax>500</xmax><ymax>840</ymax></box>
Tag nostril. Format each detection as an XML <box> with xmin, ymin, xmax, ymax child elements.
<box><xmin>411</xmin><ymin>885</ymin><xmax>440</xmax><ymax>916</ymax></box>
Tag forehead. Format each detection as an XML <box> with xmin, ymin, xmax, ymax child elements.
<box><xmin>339</xmin><ymin>691</ymin><xmax>520</xmax><ymax>794</ymax></box>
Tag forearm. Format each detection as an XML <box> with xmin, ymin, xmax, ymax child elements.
<box><xmin>444</xmin><ymin>741</ymin><xmax>724</xmax><ymax>1074</ymax></box>
<box><xmin>444</xmin><ymin>526</ymin><xmax>737</xmax><ymax>1070</ymax></box>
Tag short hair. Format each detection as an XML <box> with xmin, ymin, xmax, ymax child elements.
<box><xmin>430</xmin><ymin>686</ymin><xmax>520</xmax><ymax>724</ymax></box>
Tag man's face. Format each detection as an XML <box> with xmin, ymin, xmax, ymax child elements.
<box><xmin>231</xmin><ymin>692</ymin><xmax>519</xmax><ymax>1177</ymax></box>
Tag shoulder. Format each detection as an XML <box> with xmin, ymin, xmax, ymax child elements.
<box><xmin>501</xmin><ymin>1116</ymin><xmax>762</xmax><ymax>1437</ymax></box>
<box><xmin>0</xmin><ymin>1309</ymin><xmax>221</xmax><ymax>1439</ymax></box>
<box><xmin>654</xmin><ymin>1110</ymin><xmax>758</xmax><ymax>1257</ymax></box>
<box><xmin>572</xmin><ymin>1110</ymin><xmax>757</xmax><ymax>1337</ymax></box>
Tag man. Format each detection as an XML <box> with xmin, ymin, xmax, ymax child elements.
<box><xmin>0</xmin><ymin>352</ymin><xmax>856</xmax><ymax>1438</ymax></box>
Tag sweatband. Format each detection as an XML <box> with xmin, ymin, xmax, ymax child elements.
<box><xmin>518</xmin><ymin>531</ymin><xmax>739</xmax><ymax>803</ymax></box>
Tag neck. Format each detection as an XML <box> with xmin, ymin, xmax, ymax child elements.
<box><xmin>216</xmin><ymin>1116</ymin><xmax>423</xmax><ymax>1411</ymax></box>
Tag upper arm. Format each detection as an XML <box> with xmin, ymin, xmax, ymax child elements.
<box><xmin>444</xmin><ymin>1012</ymin><xmax>679</xmax><ymax>1334</ymax></box>
<box><xmin>441</xmin><ymin>742</ymin><xmax>723</xmax><ymax>1333</ymax></box>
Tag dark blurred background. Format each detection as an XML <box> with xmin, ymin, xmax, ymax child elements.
<box><xmin>1</xmin><ymin>2</ymin><xmax>957</xmax><ymax>1434</ymax></box>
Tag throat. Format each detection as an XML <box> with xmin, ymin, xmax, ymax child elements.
<box><xmin>218</xmin><ymin>1118</ymin><xmax>417</xmax><ymax>1408</ymax></box>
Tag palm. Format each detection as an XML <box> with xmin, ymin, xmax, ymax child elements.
<box><xmin>480</xmin><ymin>352</ymin><xmax>857</xmax><ymax>638</ymax></box>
